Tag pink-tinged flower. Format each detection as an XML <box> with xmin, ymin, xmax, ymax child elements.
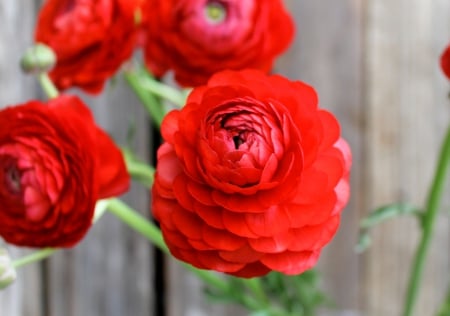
<box><xmin>152</xmin><ymin>70</ymin><xmax>352</xmax><ymax>277</ymax></box>
<box><xmin>441</xmin><ymin>44</ymin><xmax>450</xmax><ymax>80</ymax></box>
<box><xmin>142</xmin><ymin>0</ymin><xmax>295</xmax><ymax>87</ymax></box>
<box><xmin>34</xmin><ymin>0</ymin><xmax>142</xmax><ymax>94</ymax></box>
<box><xmin>0</xmin><ymin>95</ymin><xmax>130</xmax><ymax>247</ymax></box>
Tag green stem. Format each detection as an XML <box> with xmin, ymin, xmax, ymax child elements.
<box><xmin>106</xmin><ymin>198</ymin><xmax>232</xmax><ymax>294</ymax></box>
<box><xmin>246</xmin><ymin>277</ymin><xmax>270</xmax><ymax>307</ymax></box>
<box><xmin>139</xmin><ymin>77</ymin><xmax>187</xmax><ymax>107</ymax></box>
<box><xmin>127</xmin><ymin>161</ymin><xmax>154</xmax><ymax>181</ymax></box>
<box><xmin>124</xmin><ymin>70</ymin><xmax>165</xmax><ymax>127</ymax></box>
<box><xmin>11</xmin><ymin>199</ymin><xmax>109</xmax><ymax>269</ymax></box>
<box><xmin>403</xmin><ymin>126</ymin><xmax>450</xmax><ymax>316</ymax></box>
<box><xmin>122</xmin><ymin>149</ymin><xmax>155</xmax><ymax>187</ymax></box>
<box><xmin>106</xmin><ymin>198</ymin><xmax>168</xmax><ymax>252</ymax></box>
<box><xmin>12</xmin><ymin>248</ymin><xmax>56</xmax><ymax>269</ymax></box>
<box><xmin>183</xmin><ymin>264</ymin><xmax>230</xmax><ymax>294</ymax></box>
<box><xmin>38</xmin><ymin>73</ymin><xmax>59</xmax><ymax>99</ymax></box>
<box><xmin>436</xmin><ymin>283</ymin><xmax>450</xmax><ymax>316</ymax></box>
<box><xmin>243</xmin><ymin>277</ymin><xmax>294</xmax><ymax>315</ymax></box>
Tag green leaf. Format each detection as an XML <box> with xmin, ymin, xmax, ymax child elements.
<box><xmin>356</xmin><ymin>203</ymin><xmax>422</xmax><ymax>253</ymax></box>
<box><xmin>436</xmin><ymin>285</ymin><xmax>450</xmax><ymax>316</ymax></box>
<box><xmin>257</xmin><ymin>271</ymin><xmax>330</xmax><ymax>316</ymax></box>
<box><xmin>360</xmin><ymin>203</ymin><xmax>422</xmax><ymax>229</ymax></box>
<box><xmin>123</xmin><ymin>67</ymin><xmax>166</xmax><ymax>127</ymax></box>
<box><xmin>249</xmin><ymin>311</ymin><xmax>271</xmax><ymax>316</ymax></box>
<box><xmin>355</xmin><ymin>231</ymin><xmax>372</xmax><ymax>253</ymax></box>
<box><xmin>121</xmin><ymin>148</ymin><xmax>154</xmax><ymax>187</ymax></box>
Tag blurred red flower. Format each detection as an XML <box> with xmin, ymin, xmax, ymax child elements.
<box><xmin>34</xmin><ymin>0</ymin><xmax>142</xmax><ymax>94</ymax></box>
<box><xmin>152</xmin><ymin>70</ymin><xmax>352</xmax><ymax>277</ymax></box>
<box><xmin>142</xmin><ymin>0</ymin><xmax>294</xmax><ymax>87</ymax></box>
<box><xmin>0</xmin><ymin>95</ymin><xmax>130</xmax><ymax>247</ymax></box>
<box><xmin>441</xmin><ymin>44</ymin><xmax>450</xmax><ymax>80</ymax></box>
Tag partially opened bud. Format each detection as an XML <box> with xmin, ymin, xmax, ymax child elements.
<box><xmin>20</xmin><ymin>43</ymin><xmax>56</xmax><ymax>74</ymax></box>
<box><xmin>0</xmin><ymin>248</ymin><xmax>16</xmax><ymax>290</ymax></box>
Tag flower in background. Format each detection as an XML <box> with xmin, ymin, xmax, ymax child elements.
<box><xmin>142</xmin><ymin>0</ymin><xmax>294</xmax><ymax>87</ymax></box>
<box><xmin>441</xmin><ymin>44</ymin><xmax>450</xmax><ymax>80</ymax></box>
<box><xmin>152</xmin><ymin>70</ymin><xmax>351</xmax><ymax>277</ymax></box>
<box><xmin>34</xmin><ymin>0</ymin><xmax>142</xmax><ymax>94</ymax></box>
<box><xmin>0</xmin><ymin>95</ymin><xmax>130</xmax><ymax>247</ymax></box>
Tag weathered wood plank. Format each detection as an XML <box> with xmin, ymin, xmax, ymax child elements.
<box><xmin>166</xmin><ymin>257</ymin><xmax>248</xmax><ymax>316</ymax></box>
<box><xmin>1</xmin><ymin>1</ymin><xmax>449</xmax><ymax>315</ymax></box>
<box><xmin>278</xmin><ymin>0</ymin><xmax>364</xmax><ymax>314</ymax></box>
<box><xmin>1</xmin><ymin>1</ymin><xmax>156</xmax><ymax>315</ymax></box>
<box><xmin>364</xmin><ymin>0</ymin><xmax>450</xmax><ymax>315</ymax></box>
<box><xmin>0</xmin><ymin>1</ymin><xmax>43</xmax><ymax>315</ymax></box>
<box><xmin>46</xmin><ymin>78</ymin><xmax>155</xmax><ymax>316</ymax></box>
<box><xmin>165</xmin><ymin>1</ymin><xmax>365</xmax><ymax>315</ymax></box>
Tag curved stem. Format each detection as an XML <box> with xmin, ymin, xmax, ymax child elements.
<box><xmin>11</xmin><ymin>200</ymin><xmax>109</xmax><ymax>269</ymax></box>
<box><xmin>106</xmin><ymin>198</ymin><xmax>231</xmax><ymax>293</ymax></box>
<box><xmin>38</xmin><ymin>73</ymin><xmax>59</xmax><ymax>99</ymax></box>
<box><xmin>124</xmin><ymin>70</ymin><xmax>165</xmax><ymax>127</ymax></box>
<box><xmin>106</xmin><ymin>198</ymin><xmax>168</xmax><ymax>253</ymax></box>
<box><xmin>436</xmin><ymin>283</ymin><xmax>450</xmax><ymax>316</ymax></box>
<box><xmin>138</xmin><ymin>73</ymin><xmax>187</xmax><ymax>107</ymax></box>
<box><xmin>12</xmin><ymin>248</ymin><xmax>56</xmax><ymax>269</ymax></box>
<box><xmin>246</xmin><ymin>277</ymin><xmax>270</xmax><ymax>307</ymax></box>
<box><xmin>122</xmin><ymin>149</ymin><xmax>155</xmax><ymax>187</ymax></box>
<box><xmin>403</xmin><ymin>126</ymin><xmax>450</xmax><ymax>316</ymax></box>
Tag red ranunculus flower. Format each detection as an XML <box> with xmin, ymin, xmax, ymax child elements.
<box><xmin>34</xmin><ymin>0</ymin><xmax>142</xmax><ymax>94</ymax></box>
<box><xmin>441</xmin><ymin>44</ymin><xmax>450</xmax><ymax>80</ymax></box>
<box><xmin>152</xmin><ymin>70</ymin><xmax>352</xmax><ymax>277</ymax></box>
<box><xmin>0</xmin><ymin>95</ymin><xmax>130</xmax><ymax>247</ymax></box>
<box><xmin>142</xmin><ymin>0</ymin><xmax>294</xmax><ymax>87</ymax></box>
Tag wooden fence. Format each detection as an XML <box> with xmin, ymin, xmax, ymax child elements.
<box><xmin>0</xmin><ymin>1</ymin><xmax>449</xmax><ymax>315</ymax></box>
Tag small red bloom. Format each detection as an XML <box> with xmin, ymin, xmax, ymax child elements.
<box><xmin>0</xmin><ymin>95</ymin><xmax>130</xmax><ymax>247</ymax></box>
<box><xmin>142</xmin><ymin>0</ymin><xmax>295</xmax><ymax>87</ymax></box>
<box><xmin>34</xmin><ymin>0</ymin><xmax>142</xmax><ymax>94</ymax></box>
<box><xmin>152</xmin><ymin>70</ymin><xmax>352</xmax><ymax>277</ymax></box>
<box><xmin>441</xmin><ymin>44</ymin><xmax>450</xmax><ymax>80</ymax></box>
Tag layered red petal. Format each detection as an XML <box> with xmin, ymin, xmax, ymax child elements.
<box><xmin>152</xmin><ymin>70</ymin><xmax>352</xmax><ymax>277</ymax></box>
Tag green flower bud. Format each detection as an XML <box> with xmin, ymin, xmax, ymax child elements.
<box><xmin>20</xmin><ymin>43</ymin><xmax>56</xmax><ymax>74</ymax></box>
<box><xmin>0</xmin><ymin>248</ymin><xmax>16</xmax><ymax>290</ymax></box>
<box><xmin>134</xmin><ymin>8</ymin><xmax>143</xmax><ymax>25</ymax></box>
<box><xmin>204</xmin><ymin>2</ymin><xmax>227</xmax><ymax>24</ymax></box>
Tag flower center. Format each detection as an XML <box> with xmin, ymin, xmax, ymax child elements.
<box><xmin>232</xmin><ymin>134</ymin><xmax>244</xmax><ymax>149</ymax></box>
<box><xmin>204</xmin><ymin>1</ymin><xmax>227</xmax><ymax>24</ymax></box>
<box><xmin>4</xmin><ymin>165</ymin><xmax>21</xmax><ymax>194</ymax></box>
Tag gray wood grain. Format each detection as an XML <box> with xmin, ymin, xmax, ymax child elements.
<box><xmin>165</xmin><ymin>1</ymin><xmax>366</xmax><ymax>315</ymax></box>
<box><xmin>46</xmin><ymin>79</ymin><xmax>155</xmax><ymax>316</ymax></box>
<box><xmin>364</xmin><ymin>0</ymin><xmax>450</xmax><ymax>315</ymax></box>
<box><xmin>277</xmin><ymin>0</ymin><xmax>365</xmax><ymax>314</ymax></box>
<box><xmin>1</xmin><ymin>1</ymin><xmax>449</xmax><ymax>316</ymax></box>
<box><xmin>0</xmin><ymin>1</ymin><xmax>43</xmax><ymax>315</ymax></box>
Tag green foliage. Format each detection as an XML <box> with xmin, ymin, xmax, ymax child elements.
<box><xmin>204</xmin><ymin>270</ymin><xmax>330</xmax><ymax>316</ymax></box>
<box><xmin>356</xmin><ymin>203</ymin><xmax>422</xmax><ymax>253</ymax></box>
<box><xmin>437</xmin><ymin>285</ymin><xmax>450</xmax><ymax>316</ymax></box>
<box><xmin>121</xmin><ymin>148</ymin><xmax>155</xmax><ymax>188</ymax></box>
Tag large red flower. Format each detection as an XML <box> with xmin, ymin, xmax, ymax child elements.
<box><xmin>34</xmin><ymin>0</ymin><xmax>142</xmax><ymax>94</ymax></box>
<box><xmin>441</xmin><ymin>44</ymin><xmax>450</xmax><ymax>80</ymax></box>
<box><xmin>152</xmin><ymin>70</ymin><xmax>352</xmax><ymax>277</ymax></box>
<box><xmin>142</xmin><ymin>0</ymin><xmax>294</xmax><ymax>87</ymax></box>
<box><xmin>0</xmin><ymin>95</ymin><xmax>130</xmax><ymax>247</ymax></box>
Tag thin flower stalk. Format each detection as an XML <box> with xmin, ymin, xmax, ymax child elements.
<box><xmin>403</xmin><ymin>126</ymin><xmax>450</xmax><ymax>316</ymax></box>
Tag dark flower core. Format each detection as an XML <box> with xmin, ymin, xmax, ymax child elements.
<box><xmin>1</xmin><ymin>158</ymin><xmax>22</xmax><ymax>195</ymax></box>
